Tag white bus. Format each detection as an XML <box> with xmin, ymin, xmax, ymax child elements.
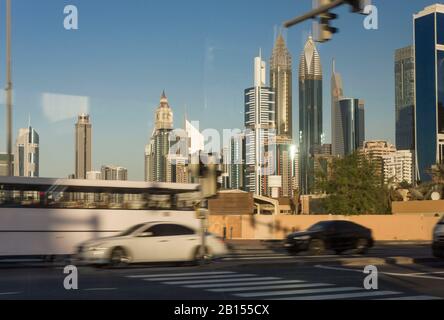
<box><xmin>0</xmin><ymin>176</ymin><xmax>201</xmax><ymax>258</ymax></box>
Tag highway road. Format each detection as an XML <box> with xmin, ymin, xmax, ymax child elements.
<box><xmin>0</xmin><ymin>242</ymin><xmax>443</xmax><ymax>300</ymax></box>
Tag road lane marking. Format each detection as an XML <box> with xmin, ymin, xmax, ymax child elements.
<box><xmin>145</xmin><ymin>274</ymin><xmax>256</xmax><ymax>281</ymax></box>
<box><xmin>235</xmin><ymin>286</ymin><xmax>362</xmax><ymax>298</ymax></box>
<box><xmin>208</xmin><ymin>283</ymin><xmax>332</xmax><ymax>293</ymax></box>
<box><xmin>274</xmin><ymin>290</ymin><xmax>400</xmax><ymax>300</ymax></box>
<box><xmin>224</xmin><ymin>256</ymin><xmax>295</xmax><ymax>261</ymax></box>
<box><xmin>127</xmin><ymin>271</ymin><xmax>235</xmax><ymax>278</ymax></box>
<box><xmin>83</xmin><ymin>288</ymin><xmax>117</xmax><ymax>291</ymax></box>
<box><xmin>0</xmin><ymin>292</ymin><xmax>21</xmax><ymax>295</ymax></box>
<box><xmin>315</xmin><ymin>265</ymin><xmax>444</xmax><ymax>281</ymax></box>
<box><xmin>377</xmin><ymin>295</ymin><xmax>443</xmax><ymax>300</ymax></box>
<box><xmin>185</xmin><ymin>280</ymin><xmax>306</xmax><ymax>289</ymax></box>
<box><xmin>163</xmin><ymin>277</ymin><xmax>280</xmax><ymax>285</ymax></box>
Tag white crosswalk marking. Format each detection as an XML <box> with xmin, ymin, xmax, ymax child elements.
<box><xmin>208</xmin><ymin>283</ymin><xmax>333</xmax><ymax>293</ymax></box>
<box><xmin>235</xmin><ymin>286</ymin><xmax>363</xmax><ymax>298</ymax></box>
<box><xmin>185</xmin><ymin>280</ymin><xmax>305</xmax><ymax>289</ymax></box>
<box><xmin>125</xmin><ymin>270</ymin><xmax>443</xmax><ymax>300</ymax></box>
<box><xmin>127</xmin><ymin>271</ymin><xmax>234</xmax><ymax>278</ymax></box>
<box><xmin>144</xmin><ymin>274</ymin><xmax>256</xmax><ymax>281</ymax></box>
<box><xmin>275</xmin><ymin>290</ymin><xmax>400</xmax><ymax>300</ymax></box>
<box><xmin>163</xmin><ymin>276</ymin><xmax>280</xmax><ymax>285</ymax></box>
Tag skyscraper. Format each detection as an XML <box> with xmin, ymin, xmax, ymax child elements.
<box><xmin>14</xmin><ymin>125</ymin><xmax>39</xmax><ymax>177</ymax></box>
<box><xmin>244</xmin><ymin>52</ymin><xmax>276</xmax><ymax>195</ymax></box>
<box><xmin>395</xmin><ymin>45</ymin><xmax>415</xmax><ymax>151</ymax></box>
<box><xmin>338</xmin><ymin>98</ymin><xmax>365</xmax><ymax>155</ymax></box>
<box><xmin>299</xmin><ymin>36</ymin><xmax>323</xmax><ymax>195</ymax></box>
<box><xmin>270</xmin><ymin>34</ymin><xmax>292</xmax><ymax>139</ymax></box>
<box><xmin>229</xmin><ymin>133</ymin><xmax>245</xmax><ymax>190</ymax></box>
<box><xmin>145</xmin><ymin>91</ymin><xmax>174</xmax><ymax>182</ymax></box>
<box><xmin>331</xmin><ymin>60</ymin><xmax>345</xmax><ymax>157</ymax></box>
<box><xmin>75</xmin><ymin>114</ymin><xmax>92</xmax><ymax>179</ymax></box>
<box><xmin>414</xmin><ymin>4</ymin><xmax>444</xmax><ymax>182</ymax></box>
<box><xmin>270</xmin><ymin>34</ymin><xmax>295</xmax><ymax>198</ymax></box>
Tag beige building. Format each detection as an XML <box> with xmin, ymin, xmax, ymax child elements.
<box><xmin>166</xmin><ymin>154</ymin><xmax>189</xmax><ymax>184</ymax></box>
<box><xmin>101</xmin><ymin>165</ymin><xmax>128</xmax><ymax>181</ymax></box>
<box><xmin>0</xmin><ymin>153</ymin><xmax>12</xmax><ymax>176</ymax></box>
<box><xmin>75</xmin><ymin>114</ymin><xmax>92</xmax><ymax>179</ymax></box>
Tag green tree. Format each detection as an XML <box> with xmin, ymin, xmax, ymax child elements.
<box><xmin>316</xmin><ymin>152</ymin><xmax>391</xmax><ymax>215</ymax></box>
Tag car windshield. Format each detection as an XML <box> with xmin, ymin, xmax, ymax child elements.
<box><xmin>119</xmin><ymin>224</ymin><xmax>146</xmax><ymax>237</ymax></box>
<box><xmin>307</xmin><ymin>221</ymin><xmax>332</xmax><ymax>232</ymax></box>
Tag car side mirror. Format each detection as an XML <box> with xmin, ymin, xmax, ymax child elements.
<box><xmin>138</xmin><ymin>232</ymin><xmax>153</xmax><ymax>237</ymax></box>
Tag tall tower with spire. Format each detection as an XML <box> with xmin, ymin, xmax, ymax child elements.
<box><xmin>14</xmin><ymin>120</ymin><xmax>39</xmax><ymax>177</ymax></box>
<box><xmin>299</xmin><ymin>36</ymin><xmax>323</xmax><ymax>195</ymax></box>
<box><xmin>145</xmin><ymin>91</ymin><xmax>174</xmax><ymax>182</ymax></box>
<box><xmin>270</xmin><ymin>33</ymin><xmax>295</xmax><ymax>197</ymax></box>
<box><xmin>270</xmin><ymin>33</ymin><xmax>293</xmax><ymax>139</ymax></box>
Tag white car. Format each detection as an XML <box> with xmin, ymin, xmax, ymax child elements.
<box><xmin>76</xmin><ymin>222</ymin><xmax>229</xmax><ymax>266</ymax></box>
<box><xmin>433</xmin><ymin>216</ymin><xmax>444</xmax><ymax>258</ymax></box>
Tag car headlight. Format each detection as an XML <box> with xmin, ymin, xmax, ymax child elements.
<box><xmin>293</xmin><ymin>236</ymin><xmax>310</xmax><ymax>240</ymax></box>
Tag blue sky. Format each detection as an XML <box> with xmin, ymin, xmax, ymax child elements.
<box><xmin>0</xmin><ymin>0</ymin><xmax>440</xmax><ymax>180</ymax></box>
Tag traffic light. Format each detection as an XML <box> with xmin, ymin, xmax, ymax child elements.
<box><xmin>316</xmin><ymin>11</ymin><xmax>338</xmax><ymax>43</ymax></box>
<box><xmin>345</xmin><ymin>0</ymin><xmax>371</xmax><ymax>14</ymax></box>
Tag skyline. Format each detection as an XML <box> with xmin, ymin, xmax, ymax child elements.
<box><xmin>0</xmin><ymin>0</ymin><xmax>440</xmax><ymax>180</ymax></box>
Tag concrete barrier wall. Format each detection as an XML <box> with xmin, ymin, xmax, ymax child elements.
<box><xmin>208</xmin><ymin>215</ymin><xmax>441</xmax><ymax>241</ymax></box>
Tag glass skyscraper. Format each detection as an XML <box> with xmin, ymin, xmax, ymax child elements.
<box><xmin>338</xmin><ymin>98</ymin><xmax>365</xmax><ymax>156</ymax></box>
<box><xmin>395</xmin><ymin>45</ymin><xmax>415</xmax><ymax>151</ymax></box>
<box><xmin>298</xmin><ymin>36</ymin><xmax>323</xmax><ymax>195</ymax></box>
<box><xmin>414</xmin><ymin>4</ymin><xmax>444</xmax><ymax>182</ymax></box>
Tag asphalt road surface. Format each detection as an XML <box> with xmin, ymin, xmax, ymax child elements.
<box><xmin>0</xmin><ymin>243</ymin><xmax>443</xmax><ymax>300</ymax></box>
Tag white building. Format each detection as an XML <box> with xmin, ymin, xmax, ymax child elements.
<box><xmin>244</xmin><ymin>52</ymin><xmax>276</xmax><ymax>196</ymax></box>
<box><xmin>14</xmin><ymin>125</ymin><xmax>39</xmax><ymax>177</ymax></box>
<box><xmin>86</xmin><ymin>171</ymin><xmax>102</xmax><ymax>180</ymax></box>
<box><xmin>382</xmin><ymin>150</ymin><xmax>414</xmax><ymax>185</ymax></box>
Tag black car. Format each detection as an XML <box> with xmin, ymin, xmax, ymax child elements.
<box><xmin>284</xmin><ymin>220</ymin><xmax>374</xmax><ymax>255</ymax></box>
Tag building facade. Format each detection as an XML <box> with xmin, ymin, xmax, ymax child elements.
<box><xmin>145</xmin><ymin>91</ymin><xmax>174</xmax><ymax>182</ymax></box>
<box><xmin>75</xmin><ymin>114</ymin><xmax>92</xmax><ymax>179</ymax></box>
<box><xmin>331</xmin><ymin>60</ymin><xmax>345</xmax><ymax>157</ymax></box>
<box><xmin>101</xmin><ymin>165</ymin><xmax>128</xmax><ymax>181</ymax></box>
<box><xmin>0</xmin><ymin>153</ymin><xmax>12</xmax><ymax>176</ymax></box>
<box><xmin>270</xmin><ymin>34</ymin><xmax>292</xmax><ymax>139</ymax></box>
<box><xmin>381</xmin><ymin>150</ymin><xmax>414</xmax><ymax>185</ymax></box>
<box><xmin>244</xmin><ymin>53</ymin><xmax>276</xmax><ymax>196</ymax></box>
<box><xmin>270</xmin><ymin>34</ymin><xmax>296</xmax><ymax>198</ymax></box>
<box><xmin>414</xmin><ymin>4</ymin><xmax>444</xmax><ymax>182</ymax></box>
<box><xmin>229</xmin><ymin>133</ymin><xmax>245</xmax><ymax>190</ymax></box>
<box><xmin>14</xmin><ymin>125</ymin><xmax>39</xmax><ymax>177</ymax></box>
<box><xmin>395</xmin><ymin>45</ymin><xmax>415</xmax><ymax>151</ymax></box>
<box><xmin>338</xmin><ymin>98</ymin><xmax>365</xmax><ymax>156</ymax></box>
<box><xmin>299</xmin><ymin>36</ymin><xmax>323</xmax><ymax>195</ymax></box>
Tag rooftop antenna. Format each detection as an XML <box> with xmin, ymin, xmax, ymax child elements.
<box><xmin>5</xmin><ymin>0</ymin><xmax>12</xmax><ymax>176</ymax></box>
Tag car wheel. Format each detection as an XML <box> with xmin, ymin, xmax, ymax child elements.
<box><xmin>193</xmin><ymin>246</ymin><xmax>212</xmax><ymax>264</ymax></box>
<box><xmin>355</xmin><ymin>238</ymin><xmax>369</xmax><ymax>255</ymax></box>
<box><xmin>308</xmin><ymin>239</ymin><xmax>325</xmax><ymax>255</ymax></box>
<box><xmin>109</xmin><ymin>247</ymin><xmax>130</xmax><ymax>267</ymax></box>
